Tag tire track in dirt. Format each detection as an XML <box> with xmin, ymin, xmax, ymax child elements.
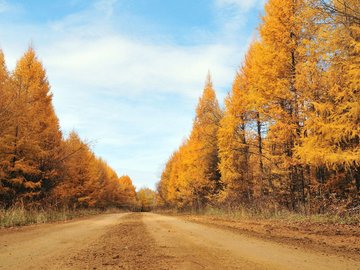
<box><xmin>58</xmin><ymin>213</ymin><xmax>173</xmax><ymax>270</ymax></box>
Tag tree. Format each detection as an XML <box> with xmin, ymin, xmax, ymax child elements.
<box><xmin>185</xmin><ymin>73</ymin><xmax>223</xmax><ymax>209</ymax></box>
<box><xmin>218</xmin><ymin>71</ymin><xmax>251</xmax><ymax>205</ymax></box>
<box><xmin>0</xmin><ymin>50</ymin><xmax>16</xmax><ymax>206</ymax></box>
<box><xmin>295</xmin><ymin>0</ymin><xmax>360</xmax><ymax>210</ymax></box>
<box><xmin>52</xmin><ymin>132</ymin><xmax>97</xmax><ymax>208</ymax></box>
<box><xmin>1</xmin><ymin>48</ymin><xmax>62</xmax><ymax>207</ymax></box>
<box><xmin>117</xmin><ymin>175</ymin><xmax>137</xmax><ymax>208</ymax></box>
<box><xmin>137</xmin><ymin>188</ymin><xmax>156</xmax><ymax>211</ymax></box>
<box><xmin>257</xmin><ymin>0</ymin><xmax>308</xmax><ymax>210</ymax></box>
<box><xmin>156</xmin><ymin>74</ymin><xmax>223</xmax><ymax>210</ymax></box>
<box><xmin>157</xmin><ymin>151</ymin><xmax>179</xmax><ymax>207</ymax></box>
<box><xmin>0</xmin><ymin>50</ymin><xmax>13</xmax><ymax>136</ymax></box>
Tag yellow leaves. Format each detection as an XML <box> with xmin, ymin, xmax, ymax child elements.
<box><xmin>54</xmin><ymin>132</ymin><xmax>138</xmax><ymax>209</ymax></box>
<box><xmin>294</xmin><ymin>1</ymin><xmax>360</xmax><ymax>173</ymax></box>
<box><xmin>157</xmin><ymin>74</ymin><xmax>222</xmax><ymax>209</ymax></box>
<box><xmin>137</xmin><ymin>188</ymin><xmax>155</xmax><ymax>211</ymax></box>
<box><xmin>0</xmin><ymin>50</ymin><xmax>8</xmax><ymax>82</ymax></box>
<box><xmin>119</xmin><ymin>175</ymin><xmax>133</xmax><ymax>187</ymax></box>
<box><xmin>23</xmin><ymin>181</ymin><xmax>41</xmax><ymax>190</ymax></box>
<box><xmin>14</xmin><ymin>48</ymin><xmax>50</xmax><ymax>103</ymax></box>
<box><xmin>9</xmin><ymin>177</ymin><xmax>25</xmax><ymax>186</ymax></box>
<box><xmin>296</xmin><ymin>134</ymin><xmax>360</xmax><ymax>170</ymax></box>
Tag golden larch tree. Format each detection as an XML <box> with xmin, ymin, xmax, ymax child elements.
<box><xmin>2</xmin><ymin>48</ymin><xmax>62</xmax><ymax>207</ymax></box>
<box><xmin>185</xmin><ymin>73</ymin><xmax>223</xmax><ymax>209</ymax></box>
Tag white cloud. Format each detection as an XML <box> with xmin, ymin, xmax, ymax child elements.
<box><xmin>44</xmin><ymin>36</ymin><xmax>242</xmax><ymax>99</ymax></box>
<box><xmin>0</xmin><ymin>0</ymin><xmax>20</xmax><ymax>14</ymax></box>
<box><xmin>215</xmin><ymin>0</ymin><xmax>265</xmax><ymax>11</ymax></box>
<box><xmin>94</xmin><ymin>0</ymin><xmax>118</xmax><ymax>17</ymax></box>
<box><xmin>0</xmin><ymin>0</ymin><xmax>9</xmax><ymax>13</ymax></box>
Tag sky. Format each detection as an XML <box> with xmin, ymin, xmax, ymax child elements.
<box><xmin>0</xmin><ymin>0</ymin><xmax>265</xmax><ymax>189</ymax></box>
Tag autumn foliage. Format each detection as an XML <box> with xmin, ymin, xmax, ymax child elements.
<box><xmin>157</xmin><ymin>0</ymin><xmax>359</xmax><ymax>214</ymax></box>
<box><xmin>0</xmin><ymin>48</ymin><xmax>137</xmax><ymax>210</ymax></box>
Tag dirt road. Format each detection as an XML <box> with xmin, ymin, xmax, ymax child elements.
<box><xmin>0</xmin><ymin>213</ymin><xmax>359</xmax><ymax>270</ymax></box>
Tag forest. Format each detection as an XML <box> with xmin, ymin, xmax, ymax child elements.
<box><xmin>0</xmin><ymin>48</ymin><xmax>139</xmax><ymax>210</ymax></box>
<box><xmin>156</xmin><ymin>0</ymin><xmax>360</xmax><ymax>215</ymax></box>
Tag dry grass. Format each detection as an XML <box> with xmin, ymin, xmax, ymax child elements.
<box><xmin>0</xmin><ymin>207</ymin><xmax>104</xmax><ymax>228</ymax></box>
<box><xmin>156</xmin><ymin>206</ymin><xmax>360</xmax><ymax>225</ymax></box>
<box><xmin>201</xmin><ymin>207</ymin><xmax>360</xmax><ymax>225</ymax></box>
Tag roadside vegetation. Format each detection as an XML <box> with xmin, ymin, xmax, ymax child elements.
<box><xmin>0</xmin><ymin>188</ymin><xmax>156</xmax><ymax>228</ymax></box>
<box><xmin>0</xmin><ymin>207</ymin><xmax>105</xmax><ymax>228</ymax></box>
<box><xmin>156</xmin><ymin>205</ymin><xmax>360</xmax><ymax>225</ymax></box>
<box><xmin>199</xmin><ymin>207</ymin><xmax>360</xmax><ymax>225</ymax></box>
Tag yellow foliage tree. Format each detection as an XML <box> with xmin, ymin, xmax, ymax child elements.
<box><xmin>257</xmin><ymin>0</ymin><xmax>309</xmax><ymax>210</ymax></box>
<box><xmin>184</xmin><ymin>74</ymin><xmax>222</xmax><ymax>209</ymax></box>
<box><xmin>52</xmin><ymin>132</ymin><xmax>98</xmax><ymax>208</ymax></box>
<box><xmin>1</xmin><ymin>48</ymin><xmax>62</xmax><ymax>207</ymax></box>
<box><xmin>137</xmin><ymin>188</ymin><xmax>156</xmax><ymax>211</ymax></box>
<box><xmin>157</xmin><ymin>74</ymin><xmax>222</xmax><ymax>210</ymax></box>
<box><xmin>295</xmin><ymin>0</ymin><xmax>360</xmax><ymax>204</ymax></box>
<box><xmin>0</xmin><ymin>50</ymin><xmax>16</xmax><ymax>206</ymax></box>
<box><xmin>218</xmin><ymin>71</ymin><xmax>251</xmax><ymax>205</ymax></box>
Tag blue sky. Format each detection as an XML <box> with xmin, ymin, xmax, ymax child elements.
<box><xmin>0</xmin><ymin>0</ymin><xmax>265</xmax><ymax>189</ymax></box>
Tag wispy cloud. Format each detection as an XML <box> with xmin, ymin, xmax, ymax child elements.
<box><xmin>0</xmin><ymin>0</ymin><xmax>22</xmax><ymax>15</ymax></box>
<box><xmin>46</xmin><ymin>36</ymin><xmax>242</xmax><ymax>98</ymax></box>
<box><xmin>0</xmin><ymin>0</ymin><xmax>10</xmax><ymax>13</ymax></box>
<box><xmin>215</xmin><ymin>0</ymin><xmax>265</xmax><ymax>11</ymax></box>
<box><xmin>94</xmin><ymin>0</ymin><xmax>118</xmax><ymax>17</ymax></box>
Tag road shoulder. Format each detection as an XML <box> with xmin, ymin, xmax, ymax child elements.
<box><xmin>179</xmin><ymin>214</ymin><xmax>360</xmax><ymax>261</ymax></box>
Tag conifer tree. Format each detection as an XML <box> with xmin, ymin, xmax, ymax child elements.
<box><xmin>258</xmin><ymin>0</ymin><xmax>307</xmax><ymax>210</ymax></box>
<box><xmin>2</xmin><ymin>48</ymin><xmax>62</xmax><ymax>207</ymax></box>
<box><xmin>157</xmin><ymin>150</ymin><xmax>182</xmax><ymax>207</ymax></box>
<box><xmin>185</xmin><ymin>74</ymin><xmax>223</xmax><ymax>209</ymax></box>
<box><xmin>117</xmin><ymin>175</ymin><xmax>137</xmax><ymax>207</ymax></box>
<box><xmin>218</xmin><ymin>72</ymin><xmax>251</xmax><ymax>205</ymax></box>
<box><xmin>52</xmin><ymin>132</ymin><xmax>94</xmax><ymax>208</ymax></box>
<box><xmin>137</xmin><ymin>188</ymin><xmax>156</xmax><ymax>211</ymax></box>
<box><xmin>0</xmin><ymin>50</ymin><xmax>13</xmax><ymax>135</ymax></box>
<box><xmin>0</xmin><ymin>50</ymin><xmax>16</xmax><ymax>206</ymax></box>
<box><xmin>295</xmin><ymin>0</ymin><xmax>360</xmax><ymax>203</ymax></box>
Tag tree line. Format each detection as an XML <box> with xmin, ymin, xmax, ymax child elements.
<box><xmin>0</xmin><ymin>48</ymin><xmax>138</xmax><ymax>210</ymax></box>
<box><xmin>156</xmin><ymin>0</ymin><xmax>359</xmax><ymax>214</ymax></box>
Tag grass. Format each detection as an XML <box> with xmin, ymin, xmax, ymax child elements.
<box><xmin>0</xmin><ymin>207</ymin><xmax>110</xmax><ymax>228</ymax></box>
<box><xmin>200</xmin><ymin>206</ymin><xmax>360</xmax><ymax>225</ymax></box>
<box><xmin>156</xmin><ymin>206</ymin><xmax>360</xmax><ymax>225</ymax></box>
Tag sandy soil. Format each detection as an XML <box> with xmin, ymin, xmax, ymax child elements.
<box><xmin>0</xmin><ymin>213</ymin><xmax>128</xmax><ymax>269</ymax></box>
<box><xmin>183</xmin><ymin>215</ymin><xmax>360</xmax><ymax>261</ymax></box>
<box><xmin>0</xmin><ymin>213</ymin><xmax>359</xmax><ymax>270</ymax></box>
